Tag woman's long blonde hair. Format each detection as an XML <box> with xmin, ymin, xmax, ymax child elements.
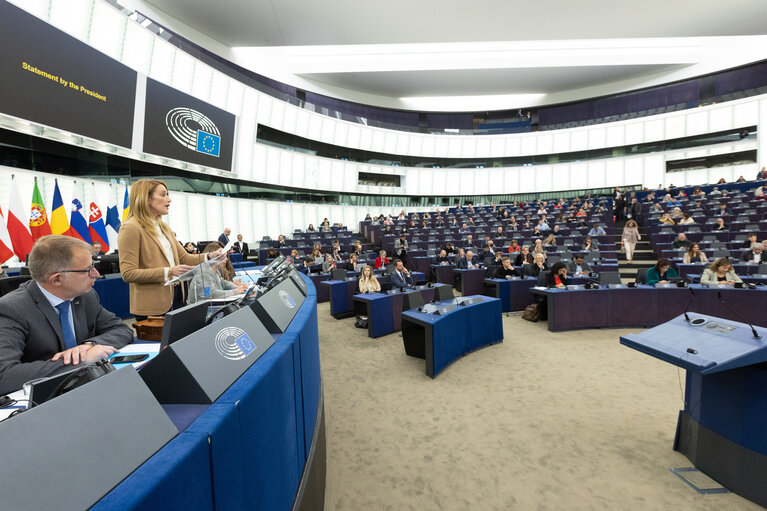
<box><xmin>126</xmin><ymin>179</ymin><xmax>173</xmax><ymax>240</ymax></box>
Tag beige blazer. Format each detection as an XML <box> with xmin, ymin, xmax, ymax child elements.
<box><xmin>118</xmin><ymin>218</ymin><xmax>204</xmax><ymax>316</ymax></box>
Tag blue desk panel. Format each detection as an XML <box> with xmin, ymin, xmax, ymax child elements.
<box><xmin>353</xmin><ymin>284</ymin><xmax>448</xmax><ymax>338</ymax></box>
<box><xmin>93</xmin><ymin>274</ymin><xmax>131</xmax><ymax>319</ymax></box>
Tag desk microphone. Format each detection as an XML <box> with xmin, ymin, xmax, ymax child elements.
<box><xmin>717</xmin><ymin>291</ymin><xmax>761</xmax><ymax>339</ymax></box>
<box><xmin>682</xmin><ymin>286</ymin><xmax>696</xmax><ymax>322</ymax></box>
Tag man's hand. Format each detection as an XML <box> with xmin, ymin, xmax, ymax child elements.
<box><xmin>51</xmin><ymin>344</ymin><xmax>118</xmax><ymax>365</ymax></box>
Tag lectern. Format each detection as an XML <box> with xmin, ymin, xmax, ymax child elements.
<box><xmin>620</xmin><ymin>313</ymin><xmax>767</xmax><ymax>508</ymax></box>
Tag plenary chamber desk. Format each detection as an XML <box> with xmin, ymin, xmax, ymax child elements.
<box><xmin>0</xmin><ymin>273</ymin><xmax>325</xmax><ymax>511</ymax></box>
<box><xmin>401</xmin><ymin>296</ymin><xmax>503</xmax><ymax>378</ymax></box>
<box><xmin>529</xmin><ymin>284</ymin><xmax>767</xmax><ymax>332</ymax></box>
<box><xmin>620</xmin><ymin>314</ymin><xmax>767</xmax><ymax>509</ymax></box>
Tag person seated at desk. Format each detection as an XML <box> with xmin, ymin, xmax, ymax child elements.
<box><xmin>741</xmin><ymin>232</ymin><xmax>758</xmax><ymax>249</ymax></box>
<box><xmin>287</xmin><ymin>249</ymin><xmax>300</xmax><ymax>264</ymax></box>
<box><xmin>374</xmin><ymin>250</ymin><xmax>390</xmax><ymax>269</ymax></box>
<box><xmin>495</xmin><ymin>257</ymin><xmax>520</xmax><ymax>279</ymax></box>
<box><xmin>683</xmin><ymin>243</ymin><xmax>708</xmax><ymax>264</ymax></box>
<box><xmin>514</xmin><ymin>246</ymin><xmax>533</xmax><ymax>266</ymax></box>
<box><xmin>582</xmin><ymin>236</ymin><xmax>599</xmax><ymax>252</ymax></box>
<box><xmin>188</xmin><ymin>246</ymin><xmax>248</xmax><ymax>303</ymax></box>
<box><xmin>458</xmin><ymin>223</ymin><xmax>471</xmax><ymax>234</ymax></box>
<box><xmin>309</xmin><ymin>247</ymin><xmax>323</xmax><ymax>264</ymax></box>
<box><xmin>0</xmin><ymin>235</ymin><xmax>133</xmax><ymax>395</ymax></box>
<box><xmin>436</xmin><ymin>250</ymin><xmax>450</xmax><ymax>265</ymax></box>
<box><xmin>646</xmin><ymin>258</ymin><xmax>679</xmax><ymax>285</ymax></box>
<box><xmin>492</xmin><ymin>250</ymin><xmax>504</xmax><ymax>266</ymax></box>
<box><xmin>457</xmin><ymin>250</ymin><xmax>479</xmax><ymax>269</ymax></box>
<box><xmin>659</xmin><ymin>213</ymin><xmax>675</xmax><ymax>225</ymax></box>
<box><xmin>479</xmin><ymin>246</ymin><xmax>495</xmax><ymax>266</ymax></box>
<box><xmin>464</xmin><ymin>234</ymin><xmax>476</xmax><ymax>250</ymax></box>
<box><xmin>321</xmin><ymin>254</ymin><xmax>337</xmax><ymax>273</ymax></box>
<box><xmin>529</xmin><ymin>253</ymin><xmax>549</xmax><ymax>277</ymax></box>
<box><xmin>508</xmin><ymin>239</ymin><xmax>521</xmax><ymax>253</ymax></box>
<box><xmin>588</xmin><ymin>224</ymin><xmax>606</xmax><ymax>236</ymax></box>
<box><xmin>566</xmin><ymin>254</ymin><xmax>592</xmax><ymax>276</ymax></box>
<box><xmin>390</xmin><ymin>259</ymin><xmax>414</xmax><ymax>289</ymax></box>
<box><xmin>543</xmin><ymin>234</ymin><xmax>557</xmax><ymax>247</ymax></box>
<box><xmin>713</xmin><ymin>217</ymin><xmax>727</xmax><ymax>231</ymax></box>
<box><xmin>532</xmin><ymin>245</ymin><xmax>547</xmax><ymax>262</ymax></box>
<box><xmin>357</xmin><ymin>265</ymin><xmax>381</xmax><ymax>294</ymax></box>
<box><xmin>346</xmin><ymin>253</ymin><xmax>362</xmax><ymax>272</ymax></box>
<box><xmin>700</xmin><ymin>258</ymin><xmax>742</xmax><ymax>285</ymax></box>
<box><xmin>679</xmin><ymin>213</ymin><xmax>695</xmax><ymax>225</ymax></box>
<box><xmin>543</xmin><ymin>262</ymin><xmax>568</xmax><ymax>288</ymax></box>
<box><xmin>444</xmin><ymin>242</ymin><xmax>456</xmax><ymax>255</ymax></box>
<box><xmin>277</xmin><ymin>234</ymin><xmax>287</xmax><ymax>248</ymax></box>
<box><xmin>740</xmin><ymin>243</ymin><xmax>764</xmax><ymax>264</ymax></box>
<box><xmin>672</xmin><ymin>233</ymin><xmax>692</xmax><ymax>250</ymax></box>
<box><xmin>297</xmin><ymin>257</ymin><xmax>315</xmax><ymax>275</ymax></box>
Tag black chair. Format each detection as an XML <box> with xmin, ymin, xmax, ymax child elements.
<box><xmin>635</xmin><ymin>268</ymin><xmax>648</xmax><ymax>284</ymax></box>
<box><xmin>403</xmin><ymin>292</ymin><xmax>424</xmax><ymax>311</ymax></box>
<box><xmin>536</xmin><ymin>271</ymin><xmax>551</xmax><ymax>287</ymax></box>
<box><xmin>434</xmin><ymin>285</ymin><xmax>455</xmax><ymax>301</ymax></box>
<box><xmin>599</xmin><ymin>272</ymin><xmax>622</xmax><ymax>286</ymax></box>
<box><xmin>0</xmin><ymin>275</ymin><xmax>32</xmax><ymax>297</ymax></box>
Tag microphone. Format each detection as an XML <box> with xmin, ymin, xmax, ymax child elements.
<box><xmin>717</xmin><ymin>291</ymin><xmax>761</xmax><ymax>339</ymax></box>
<box><xmin>682</xmin><ymin>286</ymin><xmax>696</xmax><ymax>322</ymax></box>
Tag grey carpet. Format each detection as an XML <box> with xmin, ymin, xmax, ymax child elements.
<box><xmin>318</xmin><ymin>303</ymin><xmax>762</xmax><ymax>510</ymax></box>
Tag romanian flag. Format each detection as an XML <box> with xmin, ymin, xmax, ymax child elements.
<box><xmin>69</xmin><ymin>198</ymin><xmax>91</xmax><ymax>244</ymax></box>
<box><xmin>29</xmin><ymin>178</ymin><xmax>52</xmax><ymax>241</ymax></box>
<box><xmin>122</xmin><ymin>186</ymin><xmax>130</xmax><ymax>221</ymax></box>
<box><xmin>50</xmin><ymin>180</ymin><xmax>71</xmax><ymax>236</ymax></box>
<box><xmin>88</xmin><ymin>201</ymin><xmax>110</xmax><ymax>251</ymax></box>
<box><xmin>7</xmin><ymin>178</ymin><xmax>34</xmax><ymax>261</ymax></box>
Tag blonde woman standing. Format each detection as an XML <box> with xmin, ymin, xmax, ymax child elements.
<box><xmin>622</xmin><ymin>220</ymin><xmax>641</xmax><ymax>264</ymax></box>
<box><xmin>357</xmin><ymin>265</ymin><xmax>381</xmax><ymax>294</ymax></box>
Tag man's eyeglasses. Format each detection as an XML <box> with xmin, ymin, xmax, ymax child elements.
<box><xmin>60</xmin><ymin>263</ymin><xmax>98</xmax><ymax>275</ymax></box>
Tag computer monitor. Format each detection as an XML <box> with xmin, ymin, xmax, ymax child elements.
<box><xmin>160</xmin><ymin>300</ymin><xmax>209</xmax><ymax>349</ymax></box>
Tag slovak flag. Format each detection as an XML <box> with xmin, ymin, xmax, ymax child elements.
<box><xmin>88</xmin><ymin>202</ymin><xmax>110</xmax><ymax>251</ymax></box>
<box><xmin>69</xmin><ymin>198</ymin><xmax>91</xmax><ymax>244</ymax></box>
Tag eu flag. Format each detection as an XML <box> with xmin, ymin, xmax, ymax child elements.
<box><xmin>196</xmin><ymin>130</ymin><xmax>220</xmax><ymax>157</ymax></box>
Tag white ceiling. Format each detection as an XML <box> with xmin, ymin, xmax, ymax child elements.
<box><xmin>139</xmin><ymin>0</ymin><xmax>767</xmax><ymax>111</ymax></box>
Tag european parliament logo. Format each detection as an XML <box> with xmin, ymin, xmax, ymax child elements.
<box><xmin>214</xmin><ymin>327</ymin><xmax>257</xmax><ymax>361</ymax></box>
<box><xmin>279</xmin><ymin>290</ymin><xmax>296</xmax><ymax>309</ymax></box>
<box><xmin>165</xmin><ymin>107</ymin><xmax>221</xmax><ymax>157</ymax></box>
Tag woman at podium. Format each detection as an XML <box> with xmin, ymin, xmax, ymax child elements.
<box><xmin>118</xmin><ymin>179</ymin><xmax>222</xmax><ymax>321</ymax></box>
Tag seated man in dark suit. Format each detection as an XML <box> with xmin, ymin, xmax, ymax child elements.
<box><xmin>0</xmin><ymin>235</ymin><xmax>133</xmax><ymax>395</ymax></box>
<box><xmin>739</xmin><ymin>243</ymin><xmax>764</xmax><ymax>264</ymax></box>
<box><xmin>297</xmin><ymin>256</ymin><xmax>314</xmax><ymax>275</ymax></box>
<box><xmin>565</xmin><ymin>254</ymin><xmax>592</xmax><ymax>276</ymax></box>
<box><xmin>495</xmin><ymin>257</ymin><xmax>520</xmax><ymax>278</ymax></box>
<box><xmin>456</xmin><ymin>250</ymin><xmax>479</xmax><ymax>269</ymax></box>
<box><xmin>435</xmin><ymin>249</ymin><xmax>450</xmax><ymax>265</ymax></box>
<box><xmin>390</xmin><ymin>259</ymin><xmax>414</xmax><ymax>289</ymax></box>
<box><xmin>479</xmin><ymin>245</ymin><xmax>495</xmax><ymax>266</ymax></box>
<box><xmin>233</xmin><ymin>234</ymin><xmax>249</xmax><ymax>261</ymax></box>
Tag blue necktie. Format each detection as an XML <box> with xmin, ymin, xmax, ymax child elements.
<box><xmin>55</xmin><ymin>301</ymin><xmax>78</xmax><ymax>350</ymax></box>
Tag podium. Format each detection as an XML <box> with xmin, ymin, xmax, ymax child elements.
<box><xmin>620</xmin><ymin>313</ymin><xmax>767</xmax><ymax>508</ymax></box>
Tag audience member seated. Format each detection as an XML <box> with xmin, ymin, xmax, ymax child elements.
<box><xmin>679</xmin><ymin>213</ymin><xmax>695</xmax><ymax>225</ymax></box>
<box><xmin>508</xmin><ymin>239</ymin><xmax>521</xmax><ymax>253</ymax></box>
<box><xmin>757</xmin><ymin>166</ymin><xmax>767</xmax><ymax>180</ymax></box>
<box><xmin>646</xmin><ymin>258</ymin><xmax>679</xmax><ymax>285</ymax></box>
<box><xmin>714</xmin><ymin>217</ymin><xmax>727</xmax><ymax>231</ymax></box>
<box><xmin>740</xmin><ymin>243</ymin><xmax>764</xmax><ymax>264</ymax></box>
<box><xmin>672</xmin><ymin>233</ymin><xmax>692</xmax><ymax>250</ymax></box>
<box><xmin>741</xmin><ymin>233</ymin><xmax>758</xmax><ymax>249</ymax></box>
<box><xmin>582</xmin><ymin>236</ymin><xmax>599</xmax><ymax>252</ymax></box>
<box><xmin>458</xmin><ymin>223</ymin><xmax>471</xmax><ymax>234</ymax></box>
<box><xmin>530</xmin><ymin>253</ymin><xmax>549</xmax><ymax>277</ymax></box>
<box><xmin>495</xmin><ymin>257</ymin><xmax>520</xmax><ymax>278</ymax></box>
<box><xmin>532</xmin><ymin>245</ymin><xmax>547</xmax><ymax>261</ymax></box>
<box><xmin>683</xmin><ymin>244</ymin><xmax>708</xmax><ymax>264</ymax></box>
<box><xmin>588</xmin><ymin>224</ymin><xmax>606</xmax><ymax>236</ymax></box>
<box><xmin>543</xmin><ymin>234</ymin><xmax>557</xmax><ymax>247</ymax></box>
<box><xmin>188</xmin><ymin>247</ymin><xmax>248</xmax><ymax>303</ymax></box>
<box><xmin>700</xmin><ymin>258</ymin><xmax>742</xmax><ymax>285</ymax></box>
<box><xmin>515</xmin><ymin>246</ymin><xmax>533</xmax><ymax>266</ymax></box>
<box><xmin>0</xmin><ymin>235</ymin><xmax>132</xmax><ymax>395</ymax></box>
<box><xmin>479</xmin><ymin>246</ymin><xmax>495</xmax><ymax>266</ymax></box>
<box><xmin>357</xmin><ymin>265</ymin><xmax>381</xmax><ymax>294</ymax></box>
<box><xmin>435</xmin><ymin>250</ymin><xmax>450</xmax><ymax>265</ymax></box>
<box><xmin>444</xmin><ymin>242</ymin><xmax>456</xmax><ymax>255</ymax></box>
<box><xmin>544</xmin><ymin>262</ymin><xmax>568</xmax><ymax>288</ymax></box>
<box><xmin>457</xmin><ymin>250</ymin><xmax>479</xmax><ymax>269</ymax></box>
<box><xmin>321</xmin><ymin>254</ymin><xmax>337</xmax><ymax>273</ymax></box>
<box><xmin>492</xmin><ymin>250</ymin><xmax>504</xmax><ymax>266</ymax></box>
<box><xmin>297</xmin><ymin>257</ymin><xmax>314</xmax><ymax>275</ymax></box>
<box><xmin>566</xmin><ymin>254</ymin><xmax>592</xmax><ymax>276</ymax></box>
<box><xmin>390</xmin><ymin>259</ymin><xmax>414</xmax><ymax>289</ymax></box>
<box><xmin>184</xmin><ymin>242</ymin><xmax>197</xmax><ymax>254</ymax></box>
<box><xmin>659</xmin><ymin>213</ymin><xmax>675</xmax><ymax>225</ymax></box>
<box><xmin>287</xmin><ymin>249</ymin><xmax>299</xmax><ymax>264</ymax></box>
<box><xmin>346</xmin><ymin>253</ymin><xmax>361</xmax><ymax>272</ymax></box>
<box><xmin>374</xmin><ymin>250</ymin><xmax>390</xmax><ymax>269</ymax></box>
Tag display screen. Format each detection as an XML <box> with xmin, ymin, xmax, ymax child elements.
<box><xmin>0</xmin><ymin>1</ymin><xmax>137</xmax><ymax>147</ymax></box>
<box><xmin>143</xmin><ymin>78</ymin><xmax>236</xmax><ymax>171</ymax></box>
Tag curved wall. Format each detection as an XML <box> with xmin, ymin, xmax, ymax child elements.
<box><xmin>3</xmin><ymin>0</ymin><xmax>766</xmax><ymax>221</ymax></box>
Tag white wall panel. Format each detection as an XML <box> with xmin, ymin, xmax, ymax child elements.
<box><xmin>624</xmin><ymin>122</ymin><xmax>644</xmax><ymax>145</ymax></box>
<box><xmin>708</xmin><ymin>106</ymin><xmax>733</xmax><ymax>132</ymax></box>
<box><xmin>278</xmin><ymin>151</ymin><xmax>293</xmax><ymax>186</ymax></box>
<box><xmin>641</xmin><ymin>155</ymin><xmax>664</xmax><ymax>188</ymax></box>
<box><xmin>489</xmin><ymin>137</ymin><xmax>506</xmax><ymax>157</ymax></box>
<box><xmin>537</xmin><ymin>133</ymin><xmax>553</xmax><ymax>154</ymax></box>
<box><xmin>264</xmin><ymin>145</ymin><xmax>281</xmax><ymax>182</ymax></box>
<box><xmin>460</xmin><ymin>138</ymin><xmax>476</xmax><ymax>159</ymax></box>
<box><xmin>291</xmin><ymin>153</ymin><xmax>306</xmax><ymax>188</ymax></box>
<box><xmin>459</xmin><ymin>168</ymin><xmax>475</xmax><ymax>195</ymax></box>
<box><xmin>370</xmin><ymin>129</ymin><xmax>385</xmax><ymax>152</ymax></box>
<box><xmin>333</xmin><ymin>122</ymin><xmax>349</xmax><ymax>147</ymax></box>
<box><xmin>344</xmin><ymin>163</ymin><xmax>357</xmax><ymax>191</ymax></box>
<box><xmin>734</xmin><ymin>101</ymin><xmax>759</xmax><ymax>127</ymax></box>
<box><xmin>148</xmin><ymin>38</ymin><xmax>175</xmax><ymax>84</ymax></box>
<box><xmin>346</xmin><ymin>124</ymin><xmax>361</xmax><ymax>148</ymax></box>
<box><xmin>475</xmin><ymin>138</ymin><xmax>491</xmax><ymax>157</ymax></box>
<box><xmin>605</xmin><ymin>124</ymin><xmax>625</xmax><ymax>148</ymax></box>
<box><xmin>251</xmin><ymin>201</ymin><xmax>268</xmax><ymax>240</ymax></box>
<box><xmin>586</xmin><ymin>161</ymin><xmax>607</xmax><ymax>188</ymax></box>
<box><xmin>50</xmin><ymin>0</ymin><xmax>90</xmax><ymax>40</ymax></box>
<box><xmin>588</xmin><ymin>128</ymin><xmax>607</xmax><ymax>149</ymax></box>
<box><xmin>359</xmin><ymin>127</ymin><xmax>373</xmax><ymax>151</ymax></box>
<box><xmin>505</xmin><ymin>137</ymin><xmax>522</xmax><ymax>156</ymax></box>
<box><xmin>435</xmin><ymin>137</ymin><xmax>450</xmax><ymax>158</ymax></box>
<box><xmin>474</xmin><ymin>169</ymin><xmax>489</xmax><ymax>195</ymax></box>
<box><xmin>264</xmin><ymin>202</ymin><xmax>280</xmax><ymax>238</ymax></box>
<box><xmin>568</xmin><ymin>163</ymin><xmax>588</xmax><ymax>190</ymax></box>
<box><xmin>255</xmin><ymin>95</ymin><xmax>273</xmax><ymax>125</ymax></box>
<box><xmin>504</xmin><ymin>168</ymin><xmax>520</xmax><ymax>193</ymax></box>
<box><xmin>308</xmin><ymin>113</ymin><xmax>323</xmax><ymax>141</ymax></box>
<box><xmin>396</xmin><ymin>134</ymin><xmax>410</xmax><ymax>155</ymax></box>
<box><xmin>8</xmin><ymin>0</ymin><xmax>50</xmax><ymax>20</ymax></box>
<box><xmin>604</xmin><ymin>159</ymin><xmax>624</xmax><ymax>188</ymax></box>
<box><xmin>445</xmin><ymin>170</ymin><xmax>461</xmax><ymax>195</ymax></box>
<box><xmin>204</xmin><ymin>197</ymin><xmax>224</xmax><ymax>240</ymax></box>
<box><xmin>520</xmin><ymin>136</ymin><xmax>537</xmax><ymax>155</ymax></box>
<box><xmin>643</xmin><ymin>118</ymin><xmax>665</xmax><ymax>141</ymax></box>
<box><xmin>570</xmin><ymin>130</ymin><xmax>588</xmax><ymax>152</ymax></box>
<box><xmin>236</xmin><ymin>200</ymin><xmax>255</xmax><ymax>241</ymax></box>
<box><xmin>121</xmin><ymin>20</ymin><xmax>153</xmax><ymax>74</ymax></box>
<box><xmin>623</xmin><ymin>158</ymin><xmax>644</xmax><ymax>187</ymax></box>
<box><xmin>552</xmin><ymin>133</ymin><xmax>569</xmax><ymax>154</ymax></box>
<box><xmin>185</xmin><ymin>195</ymin><xmax>205</xmax><ymax>239</ymax></box>
<box><xmin>414</xmin><ymin>168</ymin><xmax>430</xmax><ymax>196</ymax></box>
<box><xmin>383</xmin><ymin>132</ymin><xmax>397</xmax><ymax>155</ymax></box>
<box><xmin>208</xmin><ymin>70</ymin><xmax>230</xmax><ymax>110</ymax></box>
<box><xmin>227</xmin><ymin>80</ymin><xmax>245</xmax><ymax>115</ymax></box>
<box><xmin>269</xmin><ymin>100</ymin><xmax>286</xmax><ymax>130</ymax></box>
<box><xmin>250</xmin><ymin>143</ymin><xmax>268</xmax><ymax>182</ymax></box>
<box><xmin>408</xmin><ymin>134</ymin><xmax>423</xmax><ymax>155</ymax></box>
<box><xmin>191</xmin><ymin>62</ymin><xmax>213</xmax><ymax>102</ymax></box>
<box><xmin>421</xmin><ymin>136</ymin><xmax>435</xmax><ymax>157</ymax></box>
<box><xmin>320</xmin><ymin>118</ymin><xmax>336</xmax><ymax>145</ymax></box>
<box><xmin>686</xmin><ymin>110</ymin><xmax>709</xmax><ymax>136</ymax></box>
<box><xmin>431</xmin><ymin>169</ymin><xmax>447</xmax><ymax>195</ymax></box>
<box><xmin>519</xmin><ymin>166</ymin><xmax>536</xmax><ymax>193</ymax></box>
<box><xmin>285</xmin><ymin>106</ymin><xmax>301</xmax><ymax>136</ymax></box>
<box><xmin>89</xmin><ymin>1</ymin><xmax>125</xmax><ymax>62</ymax></box>
<box><xmin>171</xmin><ymin>51</ymin><xmax>195</xmax><ymax>93</ymax></box>
<box><xmin>535</xmin><ymin>166</ymin><xmax>553</xmax><ymax>192</ymax></box>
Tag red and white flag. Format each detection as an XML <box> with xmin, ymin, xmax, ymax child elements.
<box><xmin>7</xmin><ymin>179</ymin><xmax>34</xmax><ymax>261</ymax></box>
<box><xmin>0</xmin><ymin>205</ymin><xmax>15</xmax><ymax>264</ymax></box>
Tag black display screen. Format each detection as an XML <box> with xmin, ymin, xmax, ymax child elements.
<box><xmin>0</xmin><ymin>1</ymin><xmax>137</xmax><ymax>148</ymax></box>
<box><xmin>143</xmin><ymin>78</ymin><xmax>236</xmax><ymax>171</ymax></box>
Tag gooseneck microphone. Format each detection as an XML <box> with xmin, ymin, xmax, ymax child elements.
<box><xmin>717</xmin><ymin>291</ymin><xmax>762</xmax><ymax>339</ymax></box>
<box><xmin>682</xmin><ymin>286</ymin><xmax>696</xmax><ymax>322</ymax></box>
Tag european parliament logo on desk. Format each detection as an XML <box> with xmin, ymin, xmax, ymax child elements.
<box><xmin>279</xmin><ymin>290</ymin><xmax>296</xmax><ymax>309</ymax></box>
<box><xmin>214</xmin><ymin>327</ymin><xmax>257</xmax><ymax>361</ymax></box>
<box><xmin>165</xmin><ymin>107</ymin><xmax>221</xmax><ymax>157</ymax></box>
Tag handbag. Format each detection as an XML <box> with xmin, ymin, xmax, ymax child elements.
<box><xmin>521</xmin><ymin>304</ymin><xmax>539</xmax><ymax>322</ymax></box>
<box><xmin>354</xmin><ymin>315</ymin><xmax>369</xmax><ymax>329</ymax></box>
